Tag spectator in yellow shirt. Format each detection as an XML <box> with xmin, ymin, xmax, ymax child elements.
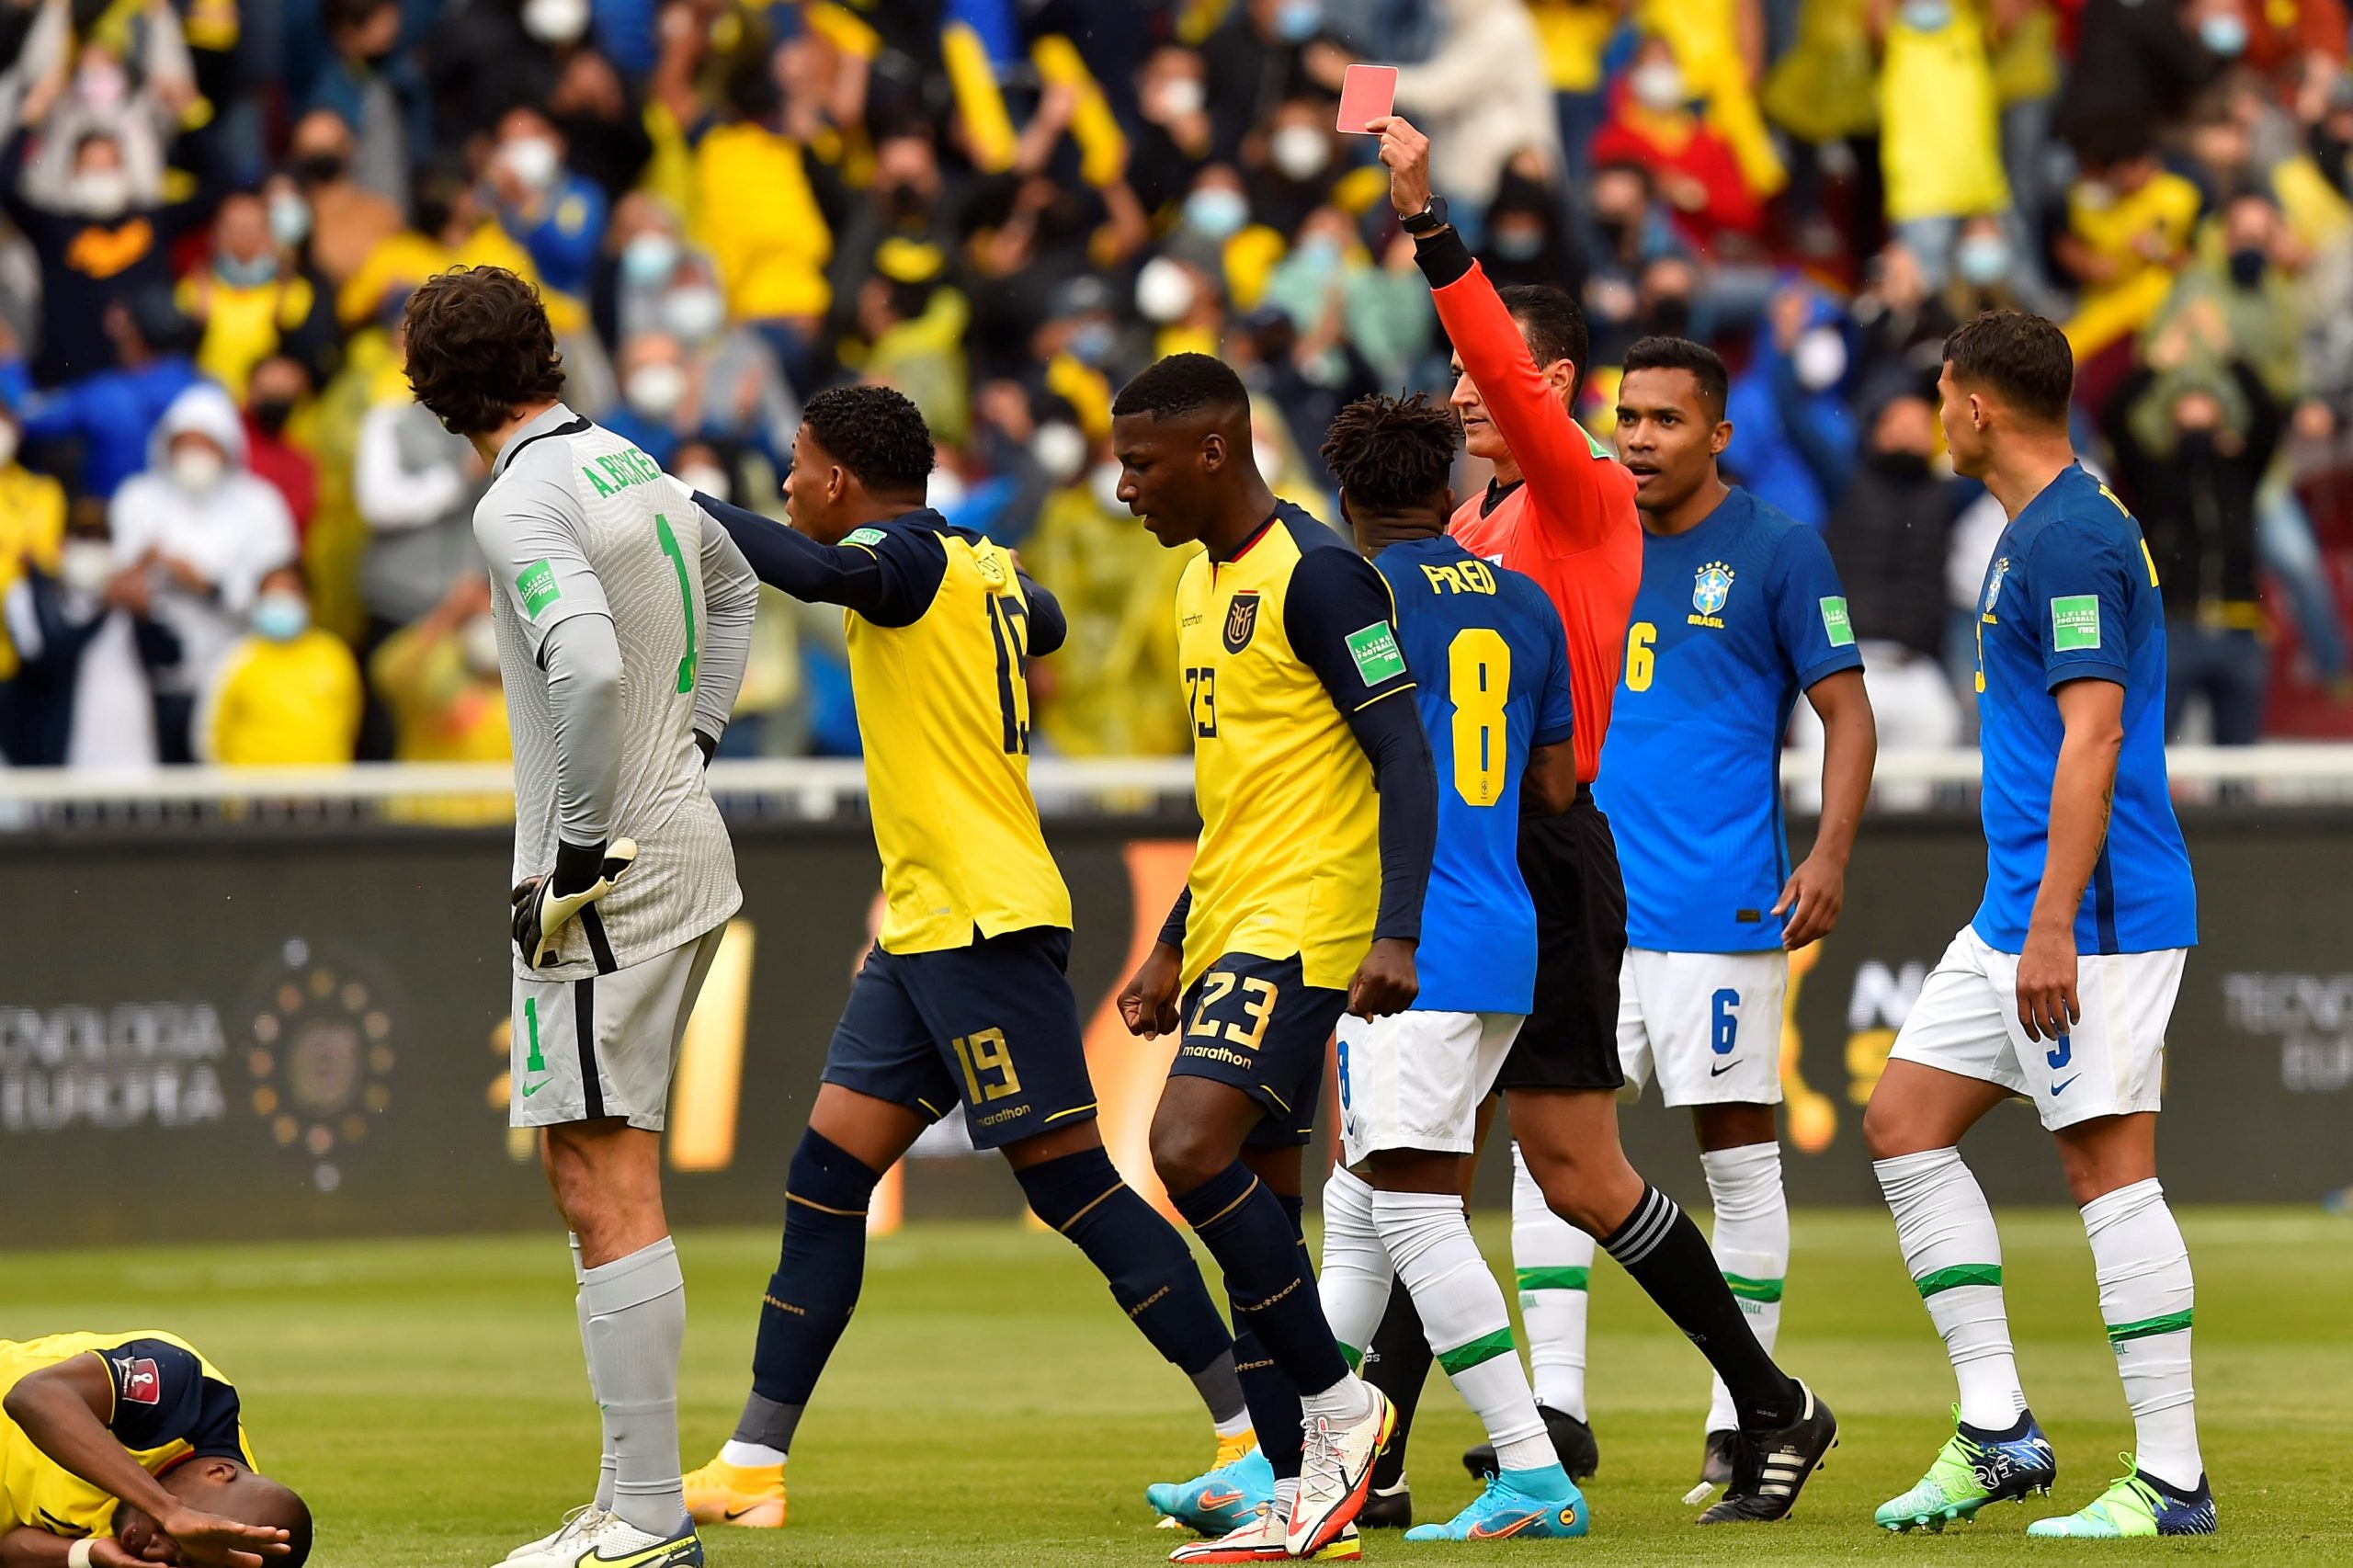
<box><xmin>369</xmin><ymin>573</ymin><xmax>512</xmax><ymax>823</ymax></box>
<box><xmin>1873</xmin><ymin>0</ymin><xmax>2013</xmax><ymax>285</ymax></box>
<box><xmin>194</xmin><ymin>563</ymin><xmax>362</xmax><ymax>766</ymax></box>
<box><xmin>2057</xmin><ymin>134</ymin><xmax>2203</xmax><ymax>375</ymax></box>
<box><xmin>0</xmin><ymin>403</ymin><xmax>67</xmax><ymax>687</ymax></box>
<box><xmin>176</xmin><ymin>192</ymin><xmax>323</xmax><ymax>402</ymax></box>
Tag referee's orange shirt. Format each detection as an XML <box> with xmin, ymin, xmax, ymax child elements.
<box><xmin>1430</xmin><ymin>252</ymin><xmax>1643</xmax><ymax>784</ymax></box>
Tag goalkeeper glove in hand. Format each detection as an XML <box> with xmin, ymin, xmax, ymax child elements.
<box><xmin>511</xmin><ymin>837</ymin><xmax>638</xmax><ymax>968</ymax></box>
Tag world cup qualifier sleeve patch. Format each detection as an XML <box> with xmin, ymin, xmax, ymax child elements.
<box><xmin>1820</xmin><ymin>596</ymin><xmax>1855</xmax><ymax>647</ymax></box>
<box><xmin>2050</xmin><ymin>595</ymin><xmax>2101</xmax><ymax>651</ymax></box>
<box><xmin>517</xmin><ymin>559</ymin><xmax>561</xmax><ymax>619</ymax></box>
<box><xmin>1345</xmin><ymin>622</ymin><xmax>1406</xmax><ymax>686</ymax></box>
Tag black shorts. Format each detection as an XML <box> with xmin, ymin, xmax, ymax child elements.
<box><xmin>1167</xmin><ymin>952</ymin><xmax>1347</xmax><ymax>1148</ymax></box>
<box><xmin>823</xmin><ymin>926</ymin><xmax>1097</xmax><ymax>1149</ymax></box>
<box><xmin>1495</xmin><ymin>788</ymin><xmax>1629</xmax><ymax>1093</ymax></box>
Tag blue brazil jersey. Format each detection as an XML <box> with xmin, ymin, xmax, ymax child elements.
<box><xmin>1970</xmin><ymin>463</ymin><xmax>2197</xmax><ymax>955</ymax></box>
<box><xmin>1375</xmin><ymin>535</ymin><xmax>1575</xmax><ymax>1015</ymax></box>
<box><xmin>1596</xmin><ymin>487</ymin><xmax>1862</xmax><ymax>952</ymax></box>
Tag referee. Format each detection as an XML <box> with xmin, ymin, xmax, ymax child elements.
<box><xmin>1357</xmin><ymin>116</ymin><xmax>1836</xmax><ymax>1526</ymax></box>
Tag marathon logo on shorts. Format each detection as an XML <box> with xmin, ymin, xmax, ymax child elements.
<box><xmin>1223</xmin><ymin>592</ymin><xmax>1261</xmax><ymax>653</ymax></box>
<box><xmin>114</xmin><ymin>1357</ymin><xmax>162</xmax><ymax>1405</ymax></box>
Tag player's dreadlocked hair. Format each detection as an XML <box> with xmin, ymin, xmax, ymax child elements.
<box><xmin>802</xmin><ymin>383</ymin><xmax>936</xmax><ymax>495</ymax></box>
<box><xmin>402</xmin><ymin>266</ymin><xmax>566</xmax><ymax>437</ymax></box>
<box><xmin>1320</xmin><ymin>392</ymin><xmax>1461</xmax><ymax>515</ymax></box>
<box><xmin>1112</xmin><ymin>353</ymin><xmax>1250</xmax><ymax>421</ymax></box>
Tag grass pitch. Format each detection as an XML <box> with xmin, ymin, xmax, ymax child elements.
<box><xmin>5</xmin><ymin>1209</ymin><xmax>2348</xmax><ymax>1565</ymax></box>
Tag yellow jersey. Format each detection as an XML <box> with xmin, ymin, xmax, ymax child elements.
<box><xmin>196</xmin><ymin>630</ymin><xmax>365</xmax><ymax>767</ymax></box>
<box><xmin>1173</xmin><ymin>506</ymin><xmax>1417</xmax><ymax>992</ymax></box>
<box><xmin>0</xmin><ymin>1332</ymin><xmax>254</xmax><ymax>1540</ymax></box>
<box><xmin>835</xmin><ymin>512</ymin><xmax>1074</xmax><ymax>953</ymax></box>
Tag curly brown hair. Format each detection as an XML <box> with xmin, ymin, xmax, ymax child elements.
<box><xmin>402</xmin><ymin>266</ymin><xmax>566</xmax><ymax>436</ymax></box>
<box><xmin>1320</xmin><ymin>392</ymin><xmax>1460</xmax><ymax>515</ymax></box>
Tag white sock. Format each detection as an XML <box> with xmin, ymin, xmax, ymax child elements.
<box><xmin>1510</xmin><ymin>1141</ymin><xmax>1594</xmax><ymax>1421</ymax></box>
<box><xmin>1273</xmin><ymin>1477</ymin><xmax>1300</xmax><ymax>1521</ymax></box>
<box><xmin>1700</xmin><ymin>1142</ymin><xmax>1790</xmax><ymax>1435</ymax></box>
<box><xmin>571</xmin><ymin>1233</ymin><xmax>619</xmax><ymax>1512</ymax></box>
<box><xmin>1214</xmin><ymin>1409</ymin><xmax>1254</xmax><ymax>1440</ymax></box>
<box><xmin>1315</xmin><ymin>1167</ymin><xmax>1393</xmax><ymax>1369</ymax></box>
<box><xmin>2082</xmin><ymin>1178</ymin><xmax>2201</xmax><ymax>1486</ymax></box>
<box><xmin>1874</xmin><ymin>1149</ymin><xmax>2026</xmax><ymax>1429</ymax></box>
<box><xmin>718</xmin><ymin>1439</ymin><xmax>785</xmax><ymax>1467</ymax></box>
<box><xmin>1299</xmin><ymin>1374</ymin><xmax>1370</xmax><ymax>1420</ymax></box>
<box><xmin>582</xmin><ymin>1237</ymin><xmax>688</xmax><ymax>1536</ymax></box>
<box><xmin>1378</xmin><ymin>1187</ymin><xmax>1553</xmax><ymax>1473</ymax></box>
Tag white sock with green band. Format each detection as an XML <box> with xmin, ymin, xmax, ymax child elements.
<box><xmin>1700</xmin><ymin>1142</ymin><xmax>1789</xmax><ymax>1435</ymax></box>
<box><xmin>1377</xmin><ymin>1187</ymin><xmax>1554</xmax><ymax>1472</ymax></box>
<box><xmin>1510</xmin><ymin>1141</ymin><xmax>1594</xmax><ymax>1421</ymax></box>
<box><xmin>1315</xmin><ymin>1166</ymin><xmax>1393</xmax><ymax>1369</ymax></box>
<box><xmin>2083</xmin><ymin>1178</ymin><xmax>2201</xmax><ymax>1486</ymax></box>
<box><xmin>1874</xmin><ymin>1147</ymin><xmax>2026</xmax><ymax>1429</ymax></box>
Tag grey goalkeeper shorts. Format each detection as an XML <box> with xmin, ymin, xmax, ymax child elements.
<box><xmin>509</xmin><ymin>924</ymin><xmax>727</xmax><ymax>1131</ymax></box>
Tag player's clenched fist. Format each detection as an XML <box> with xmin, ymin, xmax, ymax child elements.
<box><xmin>510</xmin><ymin>838</ymin><xmax>639</xmax><ymax>968</ymax></box>
<box><xmin>1119</xmin><ymin>942</ymin><xmax>1184</xmax><ymax>1039</ymax></box>
<box><xmin>1345</xmin><ymin>937</ymin><xmax>1418</xmax><ymax>1021</ymax></box>
<box><xmin>1366</xmin><ymin>114</ymin><xmax>1432</xmax><ymax>218</ymax></box>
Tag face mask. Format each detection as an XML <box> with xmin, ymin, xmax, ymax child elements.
<box><xmin>1184</xmin><ymin>187</ymin><xmax>1249</xmax><ymax>241</ymax></box>
<box><xmin>1900</xmin><ymin>0</ymin><xmax>1953</xmax><ymax>28</ymax></box>
<box><xmin>297</xmin><ymin>152</ymin><xmax>347</xmax><ymax>187</ymax></box>
<box><xmin>926</xmin><ymin>466</ymin><xmax>968</xmax><ymax>512</ymax></box>
<box><xmin>1490</xmin><ymin>225</ymin><xmax>1546</xmax><ymax>262</ymax></box>
<box><xmin>77</xmin><ymin>60</ymin><xmax>128</xmax><ymax>110</ymax></box>
<box><xmin>170</xmin><ymin>445</ymin><xmax>226</xmax><ymax>493</ymax></box>
<box><xmin>1870</xmin><ymin>449</ymin><xmax>1932</xmax><ymax>482</ymax></box>
<box><xmin>59</xmin><ymin>539</ymin><xmax>115</xmax><ymax>597</ymax></box>
<box><xmin>1294</xmin><ymin>235</ymin><xmax>1342</xmax><ymax>273</ymax></box>
<box><xmin>1631</xmin><ymin>62</ymin><xmax>1687</xmax><ymax>112</ymax></box>
<box><xmin>1135</xmin><ymin>256</ymin><xmax>1199</xmax><ymax>323</ymax></box>
<box><xmin>218</xmin><ymin>253</ymin><xmax>278</xmax><ymax>289</ymax></box>
<box><xmin>2228</xmin><ymin>246</ymin><xmax>2268</xmax><ymax>289</ymax></box>
<box><xmin>460</xmin><ymin>614</ymin><xmax>503</xmax><ymax>676</ymax></box>
<box><xmin>1645</xmin><ymin>294</ymin><xmax>1692</xmax><ymax>335</ymax></box>
<box><xmin>621</xmin><ymin>232</ymin><xmax>681</xmax><ymax>287</ymax></box>
<box><xmin>1033</xmin><ymin>420</ymin><xmax>1087</xmax><ymax>483</ymax></box>
<box><xmin>522</xmin><ymin>0</ymin><xmax>591</xmax><ymax>43</ymax></box>
<box><xmin>251</xmin><ymin>592</ymin><xmax>310</xmax><ymax>642</ymax></box>
<box><xmin>676</xmin><ymin>463</ymin><xmax>730</xmax><ymax>503</ymax></box>
<box><xmin>1273</xmin><ymin>0</ymin><xmax>1322</xmax><ymax>42</ymax></box>
<box><xmin>1048</xmin><ymin>311</ymin><xmax>1111</xmax><ymax>368</ymax></box>
<box><xmin>503</xmin><ymin>136</ymin><xmax>563</xmax><ymax>191</ymax></box>
<box><xmin>1793</xmin><ymin>325</ymin><xmax>1848</xmax><ymax>392</ymax></box>
<box><xmin>268</xmin><ymin>192</ymin><xmax>311</xmax><ymax>247</ymax></box>
<box><xmin>1954</xmin><ymin>233</ymin><xmax>2011</xmax><ymax>285</ymax></box>
<box><xmin>1157</xmin><ymin>76</ymin><xmax>1206</xmax><ymax>119</ymax></box>
<box><xmin>885</xmin><ymin>180</ymin><xmax>927</xmax><ymax>218</ymax></box>
<box><xmin>72</xmin><ymin>169</ymin><xmax>131</xmax><ymax>217</ymax></box>
<box><xmin>1089</xmin><ymin>460</ymin><xmax>1128</xmax><ymax>514</ymax></box>
<box><xmin>625</xmin><ymin>361</ymin><xmax>688</xmax><ymax>419</ymax></box>
<box><xmin>1271</xmin><ymin>126</ymin><xmax>1331</xmax><ymax>181</ymax></box>
<box><xmin>661</xmin><ymin>285</ymin><xmax>727</xmax><ymax>343</ymax></box>
<box><xmin>252</xmin><ymin>397</ymin><xmax>297</xmax><ymax>436</ymax></box>
<box><xmin>2076</xmin><ymin>179</ymin><xmax>2116</xmax><ymax>210</ymax></box>
<box><xmin>2200</xmin><ymin>14</ymin><xmax>2248</xmax><ymax>55</ymax></box>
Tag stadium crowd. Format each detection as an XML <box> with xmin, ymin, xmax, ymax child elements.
<box><xmin>1</xmin><ymin>0</ymin><xmax>2351</xmax><ymax>774</ymax></box>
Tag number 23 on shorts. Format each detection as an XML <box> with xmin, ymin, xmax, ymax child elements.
<box><xmin>1191</xmin><ymin>971</ymin><xmax>1279</xmax><ymax>1052</ymax></box>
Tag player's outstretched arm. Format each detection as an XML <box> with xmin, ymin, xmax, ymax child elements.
<box><xmin>1779</xmin><ymin>667</ymin><xmax>1875</xmax><ymax>949</ymax></box>
<box><xmin>1</xmin><ymin>1359</ymin><xmax>287</xmax><ymax>1568</ymax></box>
<box><xmin>2019</xmin><ymin>677</ymin><xmax>2124</xmax><ymax>1041</ymax></box>
<box><xmin>688</xmin><ymin>500</ymin><xmax>760</xmax><ymax>755</ymax></box>
<box><xmin>0</xmin><ymin>1525</ymin><xmax>144</xmax><ymax>1566</ymax></box>
<box><xmin>694</xmin><ymin>490</ymin><xmax>944</xmax><ymax>624</ymax></box>
<box><xmin>1285</xmin><ymin>550</ymin><xmax>1435</xmax><ymax>1017</ymax></box>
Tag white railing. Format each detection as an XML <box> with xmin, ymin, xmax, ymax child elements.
<box><xmin>2</xmin><ymin>744</ymin><xmax>2352</xmax><ymax>823</ymax></box>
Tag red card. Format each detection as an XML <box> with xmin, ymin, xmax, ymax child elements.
<box><xmin>1336</xmin><ymin>63</ymin><xmax>1398</xmax><ymax>134</ymax></box>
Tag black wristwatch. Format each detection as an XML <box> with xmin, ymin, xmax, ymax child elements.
<box><xmin>1399</xmin><ymin>195</ymin><xmax>1449</xmax><ymax>236</ymax></box>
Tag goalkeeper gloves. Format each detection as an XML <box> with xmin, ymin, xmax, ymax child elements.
<box><xmin>511</xmin><ymin>837</ymin><xmax>638</xmax><ymax>969</ymax></box>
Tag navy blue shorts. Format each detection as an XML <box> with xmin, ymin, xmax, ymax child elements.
<box><xmin>1166</xmin><ymin>952</ymin><xmax>1347</xmax><ymax>1148</ymax></box>
<box><xmin>823</xmin><ymin>926</ymin><xmax>1097</xmax><ymax>1150</ymax></box>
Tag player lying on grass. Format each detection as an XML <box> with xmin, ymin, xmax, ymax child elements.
<box><xmin>0</xmin><ymin>1331</ymin><xmax>310</xmax><ymax>1568</ymax></box>
<box><xmin>1308</xmin><ymin>390</ymin><xmax>1591</xmax><ymax>1545</ymax></box>
<box><xmin>677</xmin><ymin>383</ymin><xmax>1255</xmax><ymax>1531</ymax></box>
<box><xmin>1487</xmin><ymin>335</ymin><xmax>1876</xmax><ymax>1504</ymax></box>
<box><xmin>1112</xmin><ymin>352</ymin><xmax>1436</xmax><ymax>1563</ymax></box>
<box><xmin>1865</xmin><ymin>310</ymin><xmax>2214</xmax><ymax>1540</ymax></box>
<box><xmin>1346</xmin><ymin>110</ymin><xmax>1840</xmax><ymax>1529</ymax></box>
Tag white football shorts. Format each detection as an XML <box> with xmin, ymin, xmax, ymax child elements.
<box><xmin>509</xmin><ymin>923</ymin><xmax>727</xmax><ymax>1131</ymax></box>
<box><xmin>1887</xmin><ymin>925</ymin><xmax>2183</xmax><ymax>1131</ymax></box>
<box><xmin>1617</xmin><ymin>948</ymin><xmax>1789</xmax><ymax>1107</ymax></box>
<box><xmin>1337</xmin><ymin>1009</ymin><xmax>1523</xmax><ymax>1167</ymax></box>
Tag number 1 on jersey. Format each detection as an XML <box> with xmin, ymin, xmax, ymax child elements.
<box><xmin>654</xmin><ymin>514</ymin><xmax>698</xmax><ymax>693</ymax></box>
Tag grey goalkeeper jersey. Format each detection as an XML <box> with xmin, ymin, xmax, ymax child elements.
<box><xmin>476</xmin><ymin>403</ymin><xmax>758</xmax><ymax>979</ymax></box>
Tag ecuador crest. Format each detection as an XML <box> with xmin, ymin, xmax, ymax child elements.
<box><xmin>1692</xmin><ymin>562</ymin><xmax>1735</xmax><ymax>617</ymax></box>
<box><xmin>1223</xmin><ymin>591</ymin><xmax>1260</xmax><ymax>653</ymax></box>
